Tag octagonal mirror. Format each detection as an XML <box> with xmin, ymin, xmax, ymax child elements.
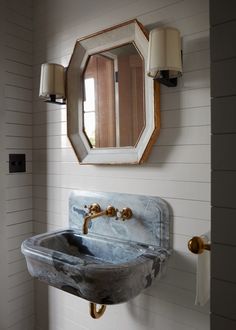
<box><xmin>67</xmin><ymin>19</ymin><xmax>160</xmax><ymax>164</ymax></box>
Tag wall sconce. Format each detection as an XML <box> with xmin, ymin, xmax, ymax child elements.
<box><xmin>39</xmin><ymin>63</ymin><xmax>66</xmax><ymax>104</ymax></box>
<box><xmin>147</xmin><ymin>27</ymin><xmax>182</xmax><ymax>87</ymax></box>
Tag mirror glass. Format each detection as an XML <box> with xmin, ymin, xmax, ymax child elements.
<box><xmin>83</xmin><ymin>43</ymin><xmax>145</xmax><ymax>148</ymax></box>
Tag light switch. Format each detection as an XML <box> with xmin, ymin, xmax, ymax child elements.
<box><xmin>9</xmin><ymin>154</ymin><xmax>26</xmax><ymax>173</ymax></box>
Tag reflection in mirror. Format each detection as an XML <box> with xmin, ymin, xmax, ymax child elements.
<box><xmin>83</xmin><ymin>43</ymin><xmax>145</xmax><ymax>148</ymax></box>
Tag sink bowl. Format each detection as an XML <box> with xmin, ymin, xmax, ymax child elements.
<box><xmin>21</xmin><ymin>229</ymin><xmax>168</xmax><ymax>304</ymax></box>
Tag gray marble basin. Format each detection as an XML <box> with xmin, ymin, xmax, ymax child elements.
<box><xmin>21</xmin><ymin>229</ymin><xmax>168</xmax><ymax>304</ymax></box>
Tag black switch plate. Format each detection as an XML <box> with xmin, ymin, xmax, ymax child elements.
<box><xmin>9</xmin><ymin>154</ymin><xmax>26</xmax><ymax>173</ymax></box>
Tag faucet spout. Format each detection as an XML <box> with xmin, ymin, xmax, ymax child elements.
<box><xmin>83</xmin><ymin>210</ymin><xmax>107</xmax><ymax>234</ymax></box>
<box><xmin>83</xmin><ymin>205</ymin><xmax>116</xmax><ymax>234</ymax></box>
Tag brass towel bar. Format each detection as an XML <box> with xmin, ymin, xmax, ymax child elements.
<box><xmin>188</xmin><ymin>236</ymin><xmax>211</xmax><ymax>254</ymax></box>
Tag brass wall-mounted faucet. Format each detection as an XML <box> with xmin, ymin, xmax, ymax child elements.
<box><xmin>83</xmin><ymin>203</ymin><xmax>132</xmax><ymax>234</ymax></box>
<box><xmin>83</xmin><ymin>203</ymin><xmax>116</xmax><ymax>234</ymax></box>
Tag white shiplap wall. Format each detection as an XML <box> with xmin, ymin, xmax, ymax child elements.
<box><xmin>33</xmin><ymin>0</ymin><xmax>210</xmax><ymax>329</ymax></box>
<box><xmin>0</xmin><ymin>0</ymin><xmax>34</xmax><ymax>329</ymax></box>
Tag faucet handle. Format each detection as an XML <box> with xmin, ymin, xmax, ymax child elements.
<box><xmin>106</xmin><ymin>206</ymin><xmax>116</xmax><ymax>217</ymax></box>
<box><xmin>85</xmin><ymin>203</ymin><xmax>101</xmax><ymax>214</ymax></box>
<box><xmin>116</xmin><ymin>207</ymin><xmax>133</xmax><ymax>221</ymax></box>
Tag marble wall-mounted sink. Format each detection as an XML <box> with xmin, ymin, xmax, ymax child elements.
<box><xmin>22</xmin><ymin>191</ymin><xmax>170</xmax><ymax>305</ymax></box>
<box><xmin>22</xmin><ymin>229</ymin><xmax>168</xmax><ymax>304</ymax></box>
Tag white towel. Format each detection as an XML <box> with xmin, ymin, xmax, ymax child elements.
<box><xmin>195</xmin><ymin>233</ymin><xmax>210</xmax><ymax>306</ymax></box>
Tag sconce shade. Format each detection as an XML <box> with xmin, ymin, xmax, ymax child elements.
<box><xmin>39</xmin><ymin>63</ymin><xmax>65</xmax><ymax>100</ymax></box>
<box><xmin>147</xmin><ymin>27</ymin><xmax>182</xmax><ymax>80</ymax></box>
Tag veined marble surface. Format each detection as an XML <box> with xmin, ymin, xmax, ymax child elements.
<box><xmin>69</xmin><ymin>190</ymin><xmax>170</xmax><ymax>250</ymax></box>
<box><xmin>21</xmin><ymin>191</ymin><xmax>170</xmax><ymax>304</ymax></box>
<box><xmin>22</xmin><ymin>229</ymin><xmax>167</xmax><ymax>304</ymax></box>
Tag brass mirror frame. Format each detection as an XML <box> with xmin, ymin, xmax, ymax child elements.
<box><xmin>67</xmin><ymin>19</ymin><xmax>160</xmax><ymax>164</ymax></box>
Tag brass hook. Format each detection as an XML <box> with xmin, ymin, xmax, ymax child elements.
<box><xmin>188</xmin><ymin>236</ymin><xmax>211</xmax><ymax>254</ymax></box>
<box><xmin>89</xmin><ymin>302</ymin><xmax>106</xmax><ymax>319</ymax></box>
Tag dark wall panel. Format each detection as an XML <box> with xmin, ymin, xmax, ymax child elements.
<box><xmin>210</xmin><ymin>0</ymin><xmax>236</xmax><ymax>328</ymax></box>
<box><xmin>212</xmin><ymin>134</ymin><xmax>236</xmax><ymax>170</ymax></box>
<box><xmin>211</xmin><ymin>58</ymin><xmax>236</xmax><ymax>97</ymax></box>
<box><xmin>212</xmin><ymin>171</ymin><xmax>236</xmax><ymax>208</ymax></box>
<box><xmin>211</xmin><ymin>21</ymin><xmax>236</xmax><ymax>61</ymax></box>
<box><xmin>211</xmin><ymin>315</ymin><xmax>236</xmax><ymax>330</ymax></box>
<box><xmin>211</xmin><ymin>279</ymin><xmax>236</xmax><ymax>320</ymax></box>
<box><xmin>210</xmin><ymin>0</ymin><xmax>236</xmax><ymax>25</ymax></box>
<box><xmin>212</xmin><ymin>207</ymin><xmax>236</xmax><ymax>246</ymax></box>
<box><xmin>212</xmin><ymin>244</ymin><xmax>236</xmax><ymax>282</ymax></box>
<box><xmin>212</xmin><ymin>97</ymin><xmax>236</xmax><ymax>134</ymax></box>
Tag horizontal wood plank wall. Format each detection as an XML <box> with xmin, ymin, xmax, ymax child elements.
<box><xmin>1</xmin><ymin>0</ymin><xmax>34</xmax><ymax>329</ymax></box>
<box><xmin>210</xmin><ymin>0</ymin><xmax>236</xmax><ymax>328</ymax></box>
<box><xmin>33</xmin><ymin>0</ymin><xmax>210</xmax><ymax>329</ymax></box>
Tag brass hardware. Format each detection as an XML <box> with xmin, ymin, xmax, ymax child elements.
<box><xmin>188</xmin><ymin>236</ymin><xmax>211</xmax><ymax>254</ymax></box>
<box><xmin>88</xmin><ymin>203</ymin><xmax>101</xmax><ymax>213</ymax></box>
<box><xmin>105</xmin><ymin>205</ymin><xmax>117</xmax><ymax>217</ymax></box>
<box><xmin>89</xmin><ymin>302</ymin><xmax>106</xmax><ymax>319</ymax></box>
<box><xmin>119</xmin><ymin>207</ymin><xmax>133</xmax><ymax>220</ymax></box>
<box><xmin>83</xmin><ymin>204</ymin><xmax>116</xmax><ymax>234</ymax></box>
